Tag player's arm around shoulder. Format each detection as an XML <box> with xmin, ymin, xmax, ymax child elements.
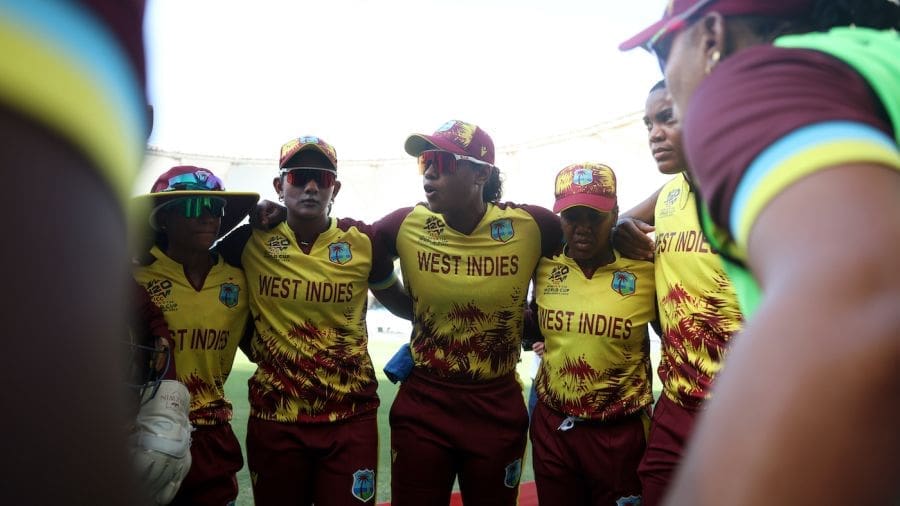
<box><xmin>614</xmin><ymin>186</ymin><xmax>661</xmax><ymax>261</ymax></box>
<box><xmin>666</xmin><ymin>164</ymin><xmax>900</xmax><ymax>506</ymax></box>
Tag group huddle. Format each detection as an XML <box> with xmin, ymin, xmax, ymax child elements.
<box><xmin>125</xmin><ymin>1</ymin><xmax>900</xmax><ymax>506</ymax></box>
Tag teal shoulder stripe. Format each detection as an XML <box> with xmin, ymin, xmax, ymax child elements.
<box><xmin>729</xmin><ymin>121</ymin><xmax>894</xmax><ymax>236</ymax></box>
<box><xmin>0</xmin><ymin>0</ymin><xmax>147</xmax><ymax>138</ymax></box>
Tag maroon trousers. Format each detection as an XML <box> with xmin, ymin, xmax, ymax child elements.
<box><xmin>246</xmin><ymin>413</ymin><xmax>378</xmax><ymax>506</ymax></box>
<box><xmin>530</xmin><ymin>401</ymin><xmax>647</xmax><ymax>506</ymax></box>
<box><xmin>637</xmin><ymin>393</ymin><xmax>701</xmax><ymax>506</ymax></box>
<box><xmin>169</xmin><ymin>423</ymin><xmax>243</xmax><ymax>506</ymax></box>
<box><xmin>389</xmin><ymin>369</ymin><xmax>529</xmax><ymax>506</ymax></box>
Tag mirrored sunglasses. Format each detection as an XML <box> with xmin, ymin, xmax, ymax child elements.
<box><xmin>162</xmin><ymin>196</ymin><xmax>226</xmax><ymax>219</ymax></box>
<box><xmin>164</xmin><ymin>171</ymin><xmax>224</xmax><ymax>192</ymax></box>
<box><xmin>281</xmin><ymin>167</ymin><xmax>336</xmax><ymax>188</ymax></box>
<box><xmin>417</xmin><ymin>150</ymin><xmax>492</xmax><ymax>176</ymax></box>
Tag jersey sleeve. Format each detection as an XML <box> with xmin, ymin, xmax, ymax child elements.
<box><xmin>372</xmin><ymin>207</ymin><xmax>414</xmax><ymax>258</ymax></box>
<box><xmin>521</xmin><ymin>204</ymin><xmax>563</xmax><ymax>258</ymax></box>
<box><xmin>0</xmin><ymin>1</ymin><xmax>149</xmax><ymax>206</ymax></box>
<box><xmin>684</xmin><ymin>45</ymin><xmax>898</xmax><ymax>252</ymax></box>
<box><xmin>336</xmin><ymin>218</ymin><xmax>398</xmax><ymax>290</ymax></box>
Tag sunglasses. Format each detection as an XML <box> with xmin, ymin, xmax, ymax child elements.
<box><xmin>162</xmin><ymin>196</ymin><xmax>226</xmax><ymax>219</ymax></box>
<box><xmin>164</xmin><ymin>171</ymin><xmax>224</xmax><ymax>192</ymax></box>
<box><xmin>417</xmin><ymin>150</ymin><xmax>492</xmax><ymax>176</ymax></box>
<box><xmin>648</xmin><ymin>0</ymin><xmax>718</xmax><ymax>72</ymax></box>
<box><xmin>280</xmin><ymin>167</ymin><xmax>336</xmax><ymax>188</ymax></box>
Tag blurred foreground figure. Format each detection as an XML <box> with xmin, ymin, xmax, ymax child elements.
<box><xmin>0</xmin><ymin>0</ymin><xmax>150</xmax><ymax>503</ymax></box>
<box><xmin>621</xmin><ymin>0</ymin><xmax>900</xmax><ymax>504</ymax></box>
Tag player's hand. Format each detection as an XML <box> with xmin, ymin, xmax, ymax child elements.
<box><xmin>249</xmin><ymin>200</ymin><xmax>287</xmax><ymax>230</ymax></box>
<box><xmin>613</xmin><ymin>217</ymin><xmax>655</xmax><ymax>261</ymax></box>
<box><xmin>532</xmin><ymin>341</ymin><xmax>545</xmax><ymax>358</ymax></box>
<box><xmin>131</xmin><ymin>380</ymin><xmax>193</xmax><ymax>505</ymax></box>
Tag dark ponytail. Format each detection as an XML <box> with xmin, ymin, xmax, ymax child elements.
<box><xmin>811</xmin><ymin>0</ymin><xmax>900</xmax><ymax>31</ymax></box>
<box><xmin>482</xmin><ymin>166</ymin><xmax>503</xmax><ymax>203</ymax></box>
<box><xmin>737</xmin><ymin>0</ymin><xmax>899</xmax><ymax>43</ymax></box>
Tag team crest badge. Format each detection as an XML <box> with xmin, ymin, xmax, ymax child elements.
<box><xmin>611</xmin><ymin>270</ymin><xmax>637</xmax><ymax>296</ymax></box>
<box><xmin>351</xmin><ymin>469</ymin><xmax>375</xmax><ymax>502</ymax></box>
<box><xmin>219</xmin><ymin>283</ymin><xmax>239</xmax><ymax>308</ymax></box>
<box><xmin>490</xmin><ymin>218</ymin><xmax>514</xmax><ymax>242</ymax></box>
<box><xmin>328</xmin><ymin>242</ymin><xmax>352</xmax><ymax>264</ymax></box>
<box><xmin>503</xmin><ymin>459</ymin><xmax>522</xmax><ymax>488</ymax></box>
<box><xmin>617</xmin><ymin>495</ymin><xmax>642</xmax><ymax>506</ymax></box>
<box><xmin>573</xmin><ymin>168</ymin><xmax>594</xmax><ymax>185</ymax></box>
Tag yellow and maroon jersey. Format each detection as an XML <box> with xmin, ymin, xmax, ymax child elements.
<box><xmin>133</xmin><ymin>246</ymin><xmax>249</xmax><ymax>425</ymax></box>
<box><xmin>240</xmin><ymin>219</ymin><xmax>396</xmax><ymax>423</ymax></box>
<box><xmin>654</xmin><ymin>175</ymin><xmax>743</xmax><ymax>408</ymax></box>
<box><xmin>377</xmin><ymin>202</ymin><xmax>562</xmax><ymax>382</ymax></box>
<box><xmin>533</xmin><ymin>252</ymin><xmax>655</xmax><ymax>420</ymax></box>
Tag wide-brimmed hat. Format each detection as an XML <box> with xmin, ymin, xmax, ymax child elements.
<box><xmin>404</xmin><ymin>120</ymin><xmax>495</xmax><ymax>165</ymax></box>
<box><xmin>553</xmin><ymin>163</ymin><xmax>617</xmax><ymax>214</ymax></box>
<box><xmin>133</xmin><ymin>165</ymin><xmax>259</xmax><ymax>243</ymax></box>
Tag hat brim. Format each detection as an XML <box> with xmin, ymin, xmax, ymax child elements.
<box><xmin>404</xmin><ymin>134</ymin><xmax>469</xmax><ymax>159</ymax></box>
<box><xmin>618</xmin><ymin>17</ymin><xmax>669</xmax><ymax>51</ymax></box>
<box><xmin>553</xmin><ymin>194</ymin><xmax>617</xmax><ymax>214</ymax></box>
<box><xmin>132</xmin><ymin>190</ymin><xmax>260</xmax><ymax>253</ymax></box>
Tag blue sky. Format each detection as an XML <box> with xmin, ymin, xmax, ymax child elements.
<box><xmin>145</xmin><ymin>0</ymin><xmax>665</xmax><ymax>160</ymax></box>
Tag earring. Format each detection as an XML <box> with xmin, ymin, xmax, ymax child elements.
<box><xmin>278</xmin><ymin>194</ymin><xmax>284</xmax><ymax>202</ymax></box>
<box><xmin>705</xmin><ymin>50</ymin><xmax>721</xmax><ymax>75</ymax></box>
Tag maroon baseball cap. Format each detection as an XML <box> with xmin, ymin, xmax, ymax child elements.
<box><xmin>279</xmin><ymin>136</ymin><xmax>338</xmax><ymax>170</ymax></box>
<box><xmin>553</xmin><ymin>163</ymin><xmax>617</xmax><ymax>214</ymax></box>
<box><xmin>404</xmin><ymin>120</ymin><xmax>495</xmax><ymax>165</ymax></box>
<box><xmin>618</xmin><ymin>0</ymin><xmax>816</xmax><ymax>51</ymax></box>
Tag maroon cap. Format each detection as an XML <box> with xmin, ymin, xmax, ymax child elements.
<box><xmin>149</xmin><ymin>165</ymin><xmax>225</xmax><ymax>193</ymax></box>
<box><xmin>618</xmin><ymin>0</ymin><xmax>816</xmax><ymax>51</ymax></box>
<box><xmin>279</xmin><ymin>136</ymin><xmax>338</xmax><ymax>170</ymax></box>
<box><xmin>553</xmin><ymin>163</ymin><xmax>617</xmax><ymax>214</ymax></box>
<box><xmin>404</xmin><ymin>120</ymin><xmax>495</xmax><ymax>165</ymax></box>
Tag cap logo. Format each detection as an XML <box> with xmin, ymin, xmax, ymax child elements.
<box><xmin>573</xmin><ymin>168</ymin><xmax>594</xmax><ymax>186</ymax></box>
<box><xmin>436</xmin><ymin>120</ymin><xmax>476</xmax><ymax>149</ymax></box>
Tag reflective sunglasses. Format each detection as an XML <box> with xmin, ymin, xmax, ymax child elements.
<box><xmin>417</xmin><ymin>150</ymin><xmax>492</xmax><ymax>176</ymax></box>
<box><xmin>162</xmin><ymin>196</ymin><xmax>226</xmax><ymax>219</ymax></box>
<box><xmin>164</xmin><ymin>171</ymin><xmax>224</xmax><ymax>192</ymax></box>
<box><xmin>648</xmin><ymin>0</ymin><xmax>718</xmax><ymax>72</ymax></box>
<box><xmin>280</xmin><ymin>167</ymin><xmax>336</xmax><ymax>188</ymax></box>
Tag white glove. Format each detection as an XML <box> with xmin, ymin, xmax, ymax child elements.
<box><xmin>130</xmin><ymin>380</ymin><xmax>193</xmax><ymax>505</ymax></box>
